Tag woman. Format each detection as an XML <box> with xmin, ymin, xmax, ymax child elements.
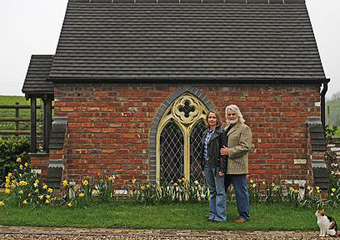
<box><xmin>201</xmin><ymin>110</ymin><xmax>227</xmax><ymax>223</ymax></box>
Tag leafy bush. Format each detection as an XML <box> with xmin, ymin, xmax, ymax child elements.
<box><xmin>0</xmin><ymin>137</ymin><xmax>30</xmax><ymax>186</ymax></box>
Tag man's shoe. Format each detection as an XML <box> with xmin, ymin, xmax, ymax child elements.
<box><xmin>234</xmin><ymin>218</ymin><xmax>246</xmax><ymax>223</ymax></box>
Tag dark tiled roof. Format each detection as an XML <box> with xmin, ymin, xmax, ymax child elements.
<box><xmin>22</xmin><ymin>55</ymin><xmax>54</xmax><ymax>95</ymax></box>
<box><xmin>49</xmin><ymin>0</ymin><xmax>325</xmax><ymax>82</ymax></box>
<box><xmin>307</xmin><ymin>117</ymin><xmax>327</xmax><ymax>151</ymax></box>
<box><xmin>49</xmin><ymin>118</ymin><xmax>68</xmax><ymax>150</ymax></box>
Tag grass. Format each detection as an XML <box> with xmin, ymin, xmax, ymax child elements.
<box><xmin>0</xmin><ymin>201</ymin><xmax>339</xmax><ymax>231</ymax></box>
<box><xmin>0</xmin><ymin>95</ymin><xmax>43</xmax><ymax>131</ymax></box>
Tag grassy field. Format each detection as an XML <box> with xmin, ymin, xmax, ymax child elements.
<box><xmin>0</xmin><ymin>95</ymin><xmax>43</xmax><ymax>131</ymax></box>
<box><xmin>0</xmin><ymin>201</ymin><xmax>338</xmax><ymax>231</ymax></box>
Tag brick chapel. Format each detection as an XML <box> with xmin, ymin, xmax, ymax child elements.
<box><xmin>22</xmin><ymin>0</ymin><xmax>330</xmax><ymax>189</ymax></box>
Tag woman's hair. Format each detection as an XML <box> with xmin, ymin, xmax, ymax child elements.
<box><xmin>225</xmin><ymin>104</ymin><xmax>245</xmax><ymax>125</ymax></box>
<box><xmin>205</xmin><ymin>109</ymin><xmax>222</xmax><ymax>127</ymax></box>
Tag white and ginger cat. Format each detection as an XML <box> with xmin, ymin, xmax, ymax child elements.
<box><xmin>315</xmin><ymin>209</ymin><xmax>338</xmax><ymax>237</ymax></box>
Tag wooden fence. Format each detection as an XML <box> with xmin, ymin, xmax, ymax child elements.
<box><xmin>0</xmin><ymin>102</ymin><xmax>40</xmax><ymax>136</ymax></box>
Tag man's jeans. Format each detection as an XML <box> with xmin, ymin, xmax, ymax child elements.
<box><xmin>225</xmin><ymin>174</ymin><xmax>250</xmax><ymax>221</ymax></box>
<box><xmin>204</xmin><ymin>165</ymin><xmax>226</xmax><ymax>222</ymax></box>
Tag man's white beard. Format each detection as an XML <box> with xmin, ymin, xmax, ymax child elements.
<box><xmin>229</xmin><ymin>119</ymin><xmax>238</xmax><ymax>124</ymax></box>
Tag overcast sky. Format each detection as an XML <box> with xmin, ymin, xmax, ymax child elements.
<box><xmin>0</xmin><ymin>0</ymin><xmax>339</xmax><ymax>99</ymax></box>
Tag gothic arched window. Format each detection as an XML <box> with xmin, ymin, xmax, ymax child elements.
<box><xmin>156</xmin><ymin>93</ymin><xmax>208</xmax><ymax>183</ymax></box>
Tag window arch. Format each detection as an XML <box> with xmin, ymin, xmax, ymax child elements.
<box><xmin>156</xmin><ymin>93</ymin><xmax>209</xmax><ymax>183</ymax></box>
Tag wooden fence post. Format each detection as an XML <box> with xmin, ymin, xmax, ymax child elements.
<box><xmin>15</xmin><ymin>102</ymin><xmax>19</xmax><ymax>137</ymax></box>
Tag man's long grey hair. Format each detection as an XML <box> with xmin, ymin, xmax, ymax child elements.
<box><xmin>225</xmin><ymin>104</ymin><xmax>245</xmax><ymax>127</ymax></box>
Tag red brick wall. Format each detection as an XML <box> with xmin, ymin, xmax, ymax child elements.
<box><xmin>53</xmin><ymin>83</ymin><xmax>321</xmax><ymax>186</ymax></box>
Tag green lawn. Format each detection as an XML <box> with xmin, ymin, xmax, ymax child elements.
<box><xmin>0</xmin><ymin>201</ymin><xmax>338</xmax><ymax>231</ymax></box>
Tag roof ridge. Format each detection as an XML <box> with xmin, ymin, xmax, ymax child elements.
<box><xmin>69</xmin><ymin>0</ymin><xmax>305</xmax><ymax>4</ymax></box>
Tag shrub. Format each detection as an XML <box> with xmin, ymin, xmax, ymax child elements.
<box><xmin>0</xmin><ymin>137</ymin><xmax>30</xmax><ymax>186</ymax></box>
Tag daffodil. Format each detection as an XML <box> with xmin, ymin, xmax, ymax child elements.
<box><xmin>47</xmin><ymin>188</ymin><xmax>53</xmax><ymax>193</ymax></box>
<box><xmin>16</xmin><ymin>158</ymin><xmax>22</xmax><ymax>163</ymax></box>
<box><xmin>24</xmin><ymin>162</ymin><xmax>29</xmax><ymax>168</ymax></box>
<box><xmin>262</xmin><ymin>181</ymin><xmax>266</xmax><ymax>185</ymax></box>
<box><xmin>331</xmin><ymin>188</ymin><xmax>336</xmax><ymax>193</ymax></box>
<box><xmin>194</xmin><ymin>180</ymin><xmax>199</xmax><ymax>185</ymax></box>
<box><xmin>39</xmin><ymin>195</ymin><xmax>44</xmax><ymax>200</ymax></box>
<box><xmin>78</xmin><ymin>193</ymin><xmax>85</xmax><ymax>198</ymax></box>
<box><xmin>43</xmin><ymin>184</ymin><xmax>48</xmax><ymax>189</ymax></box>
<box><xmin>67</xmin><ymin>202</ymin><xmax>72</xmax><ymax>208</ymax></box>
<box><xmin>62</xmin><ymin>180</ymin><xmax>68</xmax><ymax>186</ymax></box>
<box><xmin>250</xmin><ymin>179</ymin><xmax>254</xmax><ymax>184</ymax></box>
<box><xmin>19</xmin><ymin>181</ymin><xmax>28</xmax><ymax>186</ymax></box>
<box><xmin>46</xmin><ymin>195</ymin><xmax>51</xmax><ymax>199</ymax></box>
<box><xmin>35</xmin><ymin>189</ymin><xmax>39</xmax><ymax>193</ymax></box>
<box><xmin>140</xmin><ymin>185</ymin><xmax>146</xmax><ymax>191</ymax></box>
<box><xmin>0</xmin><ymin>201</ymin><xmax>4</xmax><ymax>207</ymax></box>
<box><xmin>289</xmin><ymin>187</ymin><xmax>294</xmax><ymax>191</ymax></box>
<box><xmin>82</xmin><ymin>180</ymin><xmax>89</xmax><ymax>186</ymax></box>
<box><xmin>92</xmin><ymin>189</ymin><xmax>99</xmax><ymax>196</ymax></box>
<box><xmin>131</xmin><ymin>178</ymin><xmax>136</xmax><ymax>184</ymax></box>
<box><xmin>22</xmin><ymin>200</ymin><xmax>28</xmax><ymax>205</ymax></box>
<box><xmin>271</xmin><ymin>183</ymin><xmax>275</xmax><ymax>187</ymax></box>
<box><xmin>331</xmin><ymin>193</ymin><xmax>334</xmax><ymax>197</ymax></box>
<box><xmin>7</xmin><ymin>172</ymin><xmax>12</xmax><ymax>178</ymax></box>
<box><xmin>108</xmin><ymin>175</ymin><xmax>115</xmax><ymax>181</ymax></box>
<box><xmin>18</xmin><ymin>190</ymin><xmax>24</xmax><ymax>195</ymax></box>
<box><xmin>45</xmin><ymin>199</ymin><xmax>50</xmax><ymax>204</ymax></box>
<box><xmin>316</xmin><ymin>186</ymin><xmax>320</xmax><ymax>190</ymax></box>
<box><xmin>5</xmin><ymin>188</ymin><xmax>10</xmax><ymax>194</ymax></box>
<box><xmin>294</xmin><ymin>190</ymin><xmax>299</xmax><ymax>194</ymax></box>
<box><xmin>252</xmin><ymin>183</ymin><xmax>257</xmax><ymax>188</ymax></box>
<box><xmin>19</xmin><ymin>165</ymin><xmax>23</xmax><ymax>170</ymax></box>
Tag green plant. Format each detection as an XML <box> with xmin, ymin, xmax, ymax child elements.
<box><xmin>0</xmin><ymin>137</ymin><xmax>30</xmax><ymax>185</ymax></box>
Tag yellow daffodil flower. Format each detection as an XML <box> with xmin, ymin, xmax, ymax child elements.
<box><xmin>252</xmin><ymin>183</ymin><xmax>257</xmax><ymax>188</ymax></box>
<box><xmin>132</xmin><ymin>178</ymin><xmax>136</xmax><ymax>184</ymax></box>
<box><xmin>16</xmin><ymin>158</ymin><xmax>22</xmax><ymax>163</ymax></box>
<box><xmin>0</xmin><ymin>201</ymin><xmax>4</xmax><ymax>207</ymax></box>
<box><xmin>5</xmin><ymin>188</ymin><xmax>10</xmax><ymax>194</ymax></box>
<box><xmin>18</xmin><ymin>190</ymin><xmax>24</xmax><ymax>195</ymax></box>
<box><xmin>19</xmin><ymin>181</ymin><xmax>28</xmax><ymax>186</ymax></box>
<box><xmin>140</xmin><ymin>185</ymin><xmax>146</xmax><ymax>191</ymax></box>
<box><xmin>262</xmin><ymin>181</ymin><xmax>266</xmax><ymax>185</ymax></box>
<box><xmin>7</xmin><ymin>172</ymin><xmax>12</xmax><ymax>178</ymax></box>
<box><xmin>316</xmin><ymin>186</ymin><xmax>320</xmax><ymax>190</ymax></box>
<box><xmin>62</xmin><ymin>180</ymin><xmax>68</xmax><ymax>186</ymax></box>
<box><xmin>46</xmin><ymin>195</ymin><xmax>51</xmax><ymax>199</ymax></box>
<box><xmin>45</xmin><ymin>199</ymin><xmax>50</xmax><ymax>204</ymax></box>
<box><xmin>78</xmin><ymin>193</ymin><xmax>85</xmax><ymax>198</ymax></box>
<box><xmin>289</xmin><ymin>187</ymin><xmax>294</xmax><ymax>191</ymax></box>
<box><xmin>43</xmin><ymin>184</ymin><xmax>48</xmax><ymax>189</ymax></box>
<box><xmin>23</xmin><ymin>200</ymin><xmax>28</xmax><ymax>205</ymax></box>
<box><xmin>35</xmin><ymin>189</ymin><xmax>39</xmax><ymax>193</ymax></box>
<box><xmin>82</xmin><ymin>180</ymin><xmax>89</xmax><ymax>186</ymax></box>
<box><xmin>92</xmin><ymin>190</ymin><xmax>99</xmax><ymax>196</ymax></box>
<box><xmin>39</xmin><ymin>195</ymin><xmax>44</xmax><ymax>200</ymax></box>
<box><xmin>331</xmin><ymin>188</ymin><xmax>336</xmax><ymax>193</ymax></box>
<box><xmin>331</xmin><ymin>193</ymin><xmax>334</xmax><ymax>196</ymax></box>
<box><xmin>19</xmin><ymin>165</ymin><xmax>23</xmax><ymax>170</ymax></box>
<box><xmin>67</xmin><ymin>202</ymin><xmax>72</xmax><ymax>207</ymax></box>
<box><xmin>47</xmin><ymin>188</ymin><xmax>53</xmax><ymax>193</ymax></box>
<box><xmin>24</xmin><ymin>162</ymin><xmax>29</xmax><ymax>167</ymax></box>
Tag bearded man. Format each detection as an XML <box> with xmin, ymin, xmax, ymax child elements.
<box><xmin>220</xmin><ymin>104</ymin><xmax>252</xmax><ymax>223</ymax></box>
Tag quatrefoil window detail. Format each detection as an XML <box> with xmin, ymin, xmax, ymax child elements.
<box><xmin>178</xmin><ymin>100</ymin><xmax>195</xmax><ymax>118</ymax></box>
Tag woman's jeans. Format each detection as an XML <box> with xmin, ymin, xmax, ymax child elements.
<box><xmin>225</xmin><ymin>174</ymin><xmax>250</xmax><ymax>221</ymax></box>
<box><xmin>204</xmin><ymin>165</ymin><xmax>226</xmax><ymax>222</ymax></box>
